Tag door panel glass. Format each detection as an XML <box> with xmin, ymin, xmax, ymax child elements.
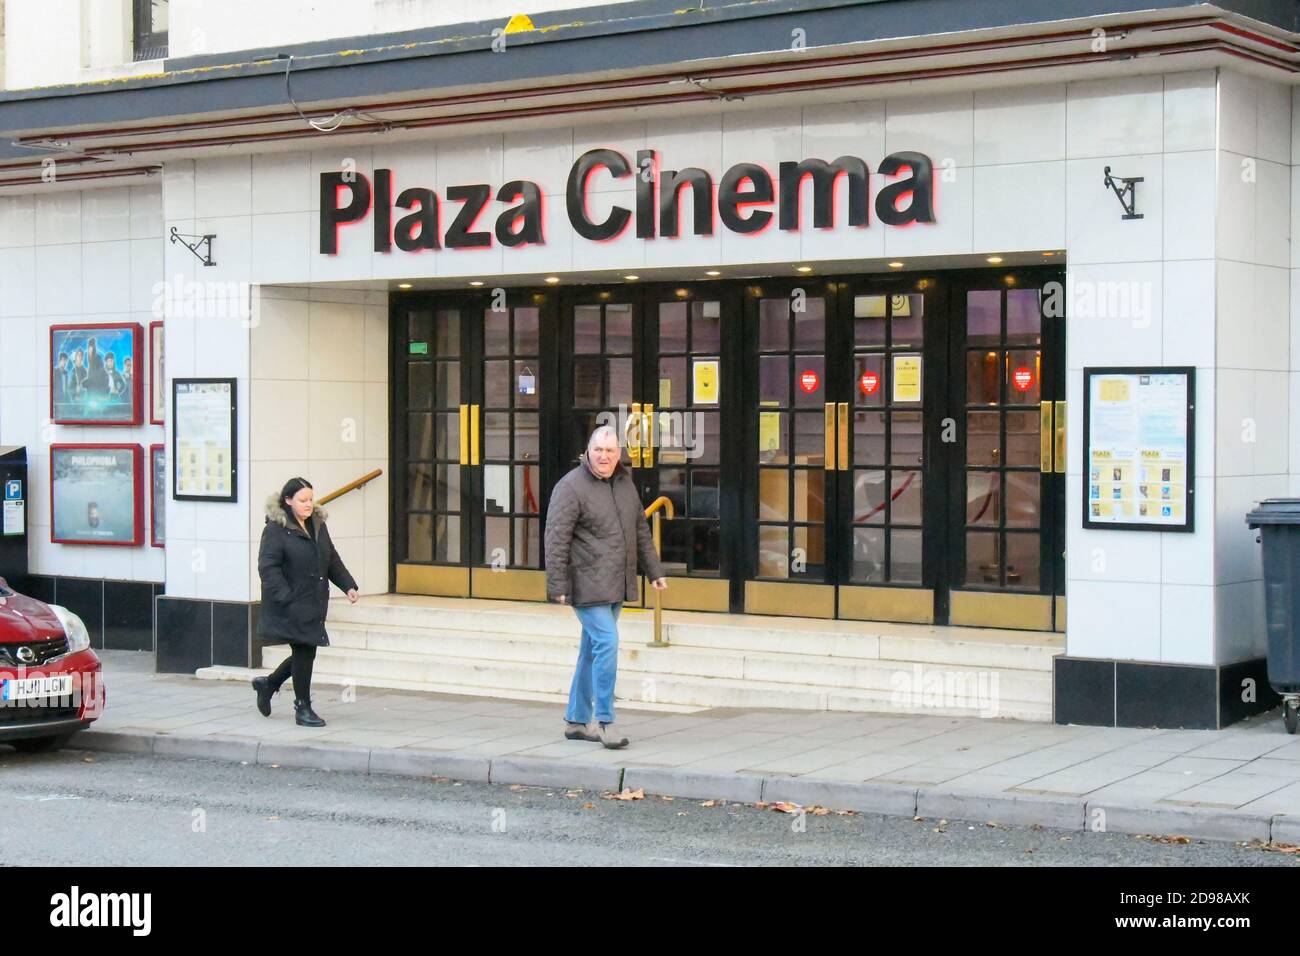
<box><xmin>408</xmin><ymin>362</ymin><xmax>432</xmax><ymax>407</ymax></box>
<box><xmin>853</xmin><ymin>527</ymin><xmax>886</xmax><ymax>582</ymax></box>
<box><xmin>758</xmin><ymin>526</ymin><xmax>789</xmax><ymax>577</ymax></box>
<box><xmin>575</xmin><ymin>306</ymin><xmax>602</xmax><ymax>353</ymax></box>
<box><xmin>759</xmin><ymin>299</ymin><xmax>789</xmax><ymax>350</ymax></box>
<box><xmin>853</xmin><ymin>470</ymin><xmax>886</xmax><ymax>524</ymax></box>
<box><xmin>693</xmin><ymin>301</ymin><xmax>722</xmax><ymax>352</ymax></box>
<box><xmin>960</xmin><ymin>286</ymin><xmax>1052</xmax><ymax>592</ymax></box>
<box><xmin>793</xmin><ymin>355</ymin><xmax>825</xmax><ymax>407</ymax></box>
<box><xmin>890</xmin><ymin>471</ymin><xmax>922</xmax><ymax>524</ymax></box>
<box><xmin>480</xmin><ymin>305</ymin><xmax>543</xmax><ymax>568</ymax></box>
<box><xmin>890</xmin><ymin>529</ymin><xmax>923</xmax><ymax>583</ymax></box>
<box><xmin>485</xmin><ymin>309</ymin><xmax>509</xmax><ymax>355</ymax></box>
<box><xmin>753</xmin><ymin>295</ymin><xmax>829</xmax><ymax>584</ymax></box>
<box><xmin>659</xmin><ymin>302</ymin><xmax>687</xmax><ymax>352</ymax></box>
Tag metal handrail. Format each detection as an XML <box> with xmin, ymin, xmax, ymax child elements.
<box><xmin>317</xmin><ymin>468</ymin><xmax>383</xmax><ymax>506</ymax></box>
<box><xmin>643</xmin><ymin>496</ymin><xmax>674</xmax><ymax>647</ymax></box>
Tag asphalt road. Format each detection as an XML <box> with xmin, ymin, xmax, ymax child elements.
<box><xmin>1</xmin><ymin>747</ymin><xmax>1297</xmax><ymax>867</ymax></box>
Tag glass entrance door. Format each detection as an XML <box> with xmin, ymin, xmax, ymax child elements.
<box><xmin>558</xmin><ymin>286</ymin><xmax>741</xmax><ymax>612</ymax></box>
<box><xmin>945</xmin><ymin>273</ymin><xmax>1066</xmax><ymax>630</ymax></box>
<box><xmin>392</xmin><ymin>291</ymin><xmax>555</xmax><ymax>600</ymax></box>
<box><xmin>832</xmin><ymin>279</ymin><xmax>940</xmax><ymax>624</ymax></box>
<box><xmin>742</xmin><ymin>282</ymin><xmax>837</xmax><ymax>617</ymax></box>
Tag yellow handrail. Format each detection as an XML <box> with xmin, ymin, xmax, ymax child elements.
<box><xmin>644</xmin><ymin>496</ymin><xmax>673</xmax><ymax>648</ymax></box>
<box><xmin>317</xmin><ymin>469</ymin><xmax>383</xmax><ymax>506</ymax></box>
<box><xmin>644</xmin><ymin>496</ymin><xmax>675</xmax><ymax>520</ymax></box>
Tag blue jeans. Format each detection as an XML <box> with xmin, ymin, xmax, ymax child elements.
<box><xmin>565</xmin><ymin>603</ymin><xmax>623</xmax><ymax>725</ymax></box>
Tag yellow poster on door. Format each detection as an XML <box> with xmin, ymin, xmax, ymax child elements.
<box><xmin>759</xmin><ymin>411</ymin><xmax>781</xmax><ymax>452</ymax></box>
<box><xmin>693</xmin><ymin>358</ymin><xmax>720</xmax><ymax>404</ymax></box>
<box><xmin>892</xmin><ymin>354</ymin><xmax>922</xmax><ymax>403</ymax></box>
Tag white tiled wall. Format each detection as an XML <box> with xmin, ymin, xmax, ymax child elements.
<box><xmin>247</xmin><ymin>287</ymin><xmax>389</xmax><ymax>601</ymax></box>
<box><xmin>0</xmin><ymin>184</ymin><xmax>166</xmax><ymax>584</ymax></box>
<box><xmin>1063</xmin><ymin>70</ymin><xmax>1224</xmax><ymax>666</ymax></box>
<box><xmin>1208</xmin><ymin>71</ymin><xmax>1293</xmax><ymax>664</ymax></box>
<box><xmin>162</xmin><ymin>161</ymin><xmax>253</xmax><ymax>602</ymax></box>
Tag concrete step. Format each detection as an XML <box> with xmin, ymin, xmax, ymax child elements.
<box><xmin>252</xmin><ymin>643</ymin><xmax>1049</xmax><ymax>721</ymax></box>
<box><xmin>326</xmin><ymin>598</ymin><xmax>1062</xmax><ymax>671</ymax></box>
<box><xmin>321</xmin><ymin>621</ymin><xmax>1052</xmax><ymax>701</ymax></box>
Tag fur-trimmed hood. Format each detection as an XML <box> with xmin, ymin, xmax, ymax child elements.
<box><xmin>265</xmin><ymin>493</ymin><xmax>329</xmax><ymax>527</ymax></box>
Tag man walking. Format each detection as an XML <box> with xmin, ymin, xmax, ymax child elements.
<box><xmin>545</xmin><ymin>425</ymin><xmax>667</xmax><ymax>749</ymax></box>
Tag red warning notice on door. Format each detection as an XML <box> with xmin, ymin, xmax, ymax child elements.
<box><xmin>859</xmin><ymin>371</ymin><xmax>880</xmax><ymax>395</ymax></box>
<box><xmin>799</xmin><ymin>370</ymin><xmax>820</xmax><ymax>393</ymax></box>
<box><xmin>1013</xmin><ymin>367</ymin><xmax>1034</xmax><ymax>392</ymax></box>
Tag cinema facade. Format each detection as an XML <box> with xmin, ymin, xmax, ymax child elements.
<box><xmin>0</xmin><ymin>0</ymin><xmax>1296</xmax><ymax>729</ymax></box>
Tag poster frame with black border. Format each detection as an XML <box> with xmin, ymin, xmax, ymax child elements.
<box><xmin>1081</xmin><ymin>365</ymin><xmax>1195</xmax><ymax>533</ymax></box>
<box><xmin>150</xmin><ymin>442</ymin><xmax>165</xmax><ymax>548</ymax></box>
<box><xmin>48</xmin><ymin>321</ymin><xmax>144</xmax><ymax>426</ymax></box>
<box><xmin>48</xmin><ymin>443</ymin><xmax>144</xmax><ymax>547</ymax></box>
<box><xmin>172</xmin><ymin>377</ymin><xmax>238</xmax><ymax>503</ymax></box>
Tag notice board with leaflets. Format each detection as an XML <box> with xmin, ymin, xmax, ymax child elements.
<box><xmin>1082</xmin><ymin>367</ymin><xmax>1195</xmax><ymax>532</ymax></box>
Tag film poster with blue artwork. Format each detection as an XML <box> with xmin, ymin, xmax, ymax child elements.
<box><xmin>50</xmin><ymin>323</ymin><xmax>141</xmax><ymax>424</ymax></box>
<box><xmin>51</xmin><ymin>445</ymin><xmax>141</xmax><ymax>546</ymax></box>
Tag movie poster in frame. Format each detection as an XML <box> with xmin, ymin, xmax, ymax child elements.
<box><xmin>150</xmin><ymin>321</ymin><xmax>164</xmax><ymax>425</ymax></box>
<box><xmin>50</xmin><ymin>322</ymin><xmax>143</xmax><ymax>425</ymax></box>
<box><xmin>50</xmin><ymin>444</ymin><xmax>144</xmax><ymax>547</ymax></box>
<box><xmin>150</xmin><ymin>443</ymin><xmax>165</xmax><ymax>548</ymax></box>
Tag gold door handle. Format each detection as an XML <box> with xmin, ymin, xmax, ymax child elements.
<box><xmin>470</xmin><ymin>404</ymin><xmax>481</xmax><ymax>466</ymax></box>
<box><xmin>626</xmin><ymin>402</ymin><xmax>643</xmax><ymax>468</ymax></box>
<box><xmin>1039</xmin><ymin>401</ymin><xmax>1052</xmax><ymax>474</ymax></box>
<box><xmin>1054</xmin><ymin>400</ymin><xmax>1066</xmax><ymax>474</ymax></box>
<box><xmin>459</xmin><ymin>404</ymin><xmax>470</xmax><ymax>466</ymax></box>
<box><xmin>837</xmin><ymin>402</ymin><xmax>849</xmax><ymax>472</ymax></box>
<box><xmin>643</xmin><ymin>403</ymin><xmax>655</xmax><ymax>468</ymax></box>
<box><xmin>824</xmin><ymin>403</ymin><xmax>836</xmax><ymax>470</ymax></box>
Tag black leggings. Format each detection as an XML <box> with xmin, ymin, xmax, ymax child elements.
<box><xmin>267</xmin><ymin>643</ymin><xmax>317</xmax><ymax>702</ymax></box>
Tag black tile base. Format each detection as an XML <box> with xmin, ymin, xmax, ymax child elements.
<box><xmin>155</xmin><ymin>597</ymin><xmax>258</xmax><ymax>672</ymax></box>
<box><xmin>105</xmin><ymin>581</ymin><xmax>155</xmax><ymax>651</ymax></box>
<box><xmin>1053</xmin><ymin>657</ymin><xmax>1114</xmax><ymax>726</ymax></box>
<box><xmin>1056</xmin><ymin>655</ymin><xmax>1276</xmax><ymax>729</ymax></box>
<box><xmin>155</xmin><ymin>597</ymin><xmax>213</xmax><ymax>674</ymax></box>
<box><xmin>212</xmin><ymin>602</ymin><xmax>252</xmax><ymax>667</ymax></box>
<box><xmin>1117</xmin><ymin>661</ymin><xmax>1218</xmax><ymax>729</ymax></box>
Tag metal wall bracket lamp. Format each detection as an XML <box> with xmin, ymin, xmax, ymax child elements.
<box><xmin>1103</xmin><ymin>166</ymin><xmax>1143</xmax><ymax>220</ymax></box>
<box><xmin>169</xmin><ymin>226</ymin><xmax>216</xmax><ymax>266</ymax></box>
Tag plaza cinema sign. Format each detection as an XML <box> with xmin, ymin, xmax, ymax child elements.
<box><xmin>318</xmin><ymin>147</ymin><xmax>935</xmax><ymax>253</ymax></box>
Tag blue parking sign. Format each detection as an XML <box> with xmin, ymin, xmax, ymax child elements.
<box><xmin>4</xmin><ymin>480</ymin><xmax>20</xmax><ymax>501</ymax></box>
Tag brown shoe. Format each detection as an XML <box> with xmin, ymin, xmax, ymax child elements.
<box><xmin>564</xmin><ymin>721</ymin><xmax>600</xmax><ymax>742</ymax></box>
<box><xmin>596</xmin><ymin>722</ymin><xmax>629</xmax><ymax>749</ymax></box>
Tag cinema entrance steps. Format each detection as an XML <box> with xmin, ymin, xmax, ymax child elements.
<box><xmin>197</xmin><ymin>595</ymin><xmax>1063</xmax><ymax>721</ymax></box>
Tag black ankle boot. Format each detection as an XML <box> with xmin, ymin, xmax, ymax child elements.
<box><xmin>252</xmin><ymin>677</ymin><xmax>274</xmax><ymax>717</ymax></box>
<box><xmin>294</xmin><ymin>699</ymin><xmax>326</xmax><ymax>727</ymax></box>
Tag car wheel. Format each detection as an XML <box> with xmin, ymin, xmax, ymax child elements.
<box><xmin>9</xmin><ymin>733</ymin><xmax>75</xmax><ymax>754</ymax></box>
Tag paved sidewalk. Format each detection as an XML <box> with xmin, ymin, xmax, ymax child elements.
<box><xmin>68</xmin><ymin>650</ymin><xmax>1300</xmax><ymax>845</ymax></box>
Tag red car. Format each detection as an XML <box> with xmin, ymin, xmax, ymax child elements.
<box><xmin>0</xmin><ymin>577</ymin><xmax>104</xmax><ymax>753</ymax></box>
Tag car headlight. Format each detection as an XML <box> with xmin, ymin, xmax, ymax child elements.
<box><xmin>49</xmin><ymin>605</ymin><xmax>90</xmax><ymax>653</ymax></box>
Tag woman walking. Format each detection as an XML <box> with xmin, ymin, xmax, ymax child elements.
<box><xmin>252</xmin><ymin>477</ymin><xmax>358</xmax><ymax>726</ymax></box>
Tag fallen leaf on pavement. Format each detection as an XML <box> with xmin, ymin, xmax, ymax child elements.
<box><xmin>700</xmin><ymin>800</ymin><xmax>717</xmax><ymax>807</ymax></box>
<box><xmin>769</xmin><ymin>802</ymin><xmax>800</xmax><ymax>814</ymax></box>
<box><xmin>602</xmin><ymin>788</ymin><xmax>644</xmax><ymax>801</ymax></box>
<box><xmin>808</xmin><ymin>806</ymin><xmax>831</xmax><ymax>816</ymax></box>
<box><xmin>581</xmin><ymin>802</ymin><xmax>596</xmax><ymax>810</ymax></box>
<box><xmin>508</xmin><ymin>784</ymin><xmax>525</xmax><ymax>791</ymax></box>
